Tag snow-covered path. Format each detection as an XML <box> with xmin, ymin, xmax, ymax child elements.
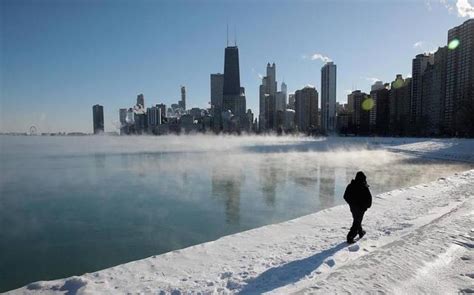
<box><xmin>11</xmin><ymin>169</ymin><xmax>474</xmax><ymax>294</ymax></box>
<box><xmin>288</xmin><ymin>175</ymin><xmax>474</xmax><ymax>294</ymax></box>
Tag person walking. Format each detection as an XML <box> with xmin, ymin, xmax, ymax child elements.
<box><xmin>343</xmin><ymin>171</ymin><xmax>372</xmax><ymax>244</ymax></box>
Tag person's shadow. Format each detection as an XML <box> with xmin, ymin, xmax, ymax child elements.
<box><xmin>239</xmin><ymin>242</ymin><xmax>347</xmax><ymax>294</ymax></box>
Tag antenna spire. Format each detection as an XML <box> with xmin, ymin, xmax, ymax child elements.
<box><xmin>226</xmin><ymin>24</ymin><xmax>229</xmax><ymax>46</ymax></box>
<box><xmin>234</xmin><ymin>26</ymin><xmax>237</xmax><ymax>46</ymax></box>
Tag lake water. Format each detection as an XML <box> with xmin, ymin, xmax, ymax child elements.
<box><xmin>0</xmin><ymin>135</ymin><xmax>472</xmax><ymax>291</ymax></box>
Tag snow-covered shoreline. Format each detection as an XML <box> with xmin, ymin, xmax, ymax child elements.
<box><xmin>376</xmin><ymin>138</ymin><xmax>474</xmax><ymax>163</ymax></box>
<box><xmin>8</xmin><ymin>139</ymin><xmax>474</xmax><ymax>294</ymax></box>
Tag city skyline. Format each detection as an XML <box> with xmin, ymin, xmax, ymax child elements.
<box><xmin>1</xmin><ymin>0</ymin><xmax>473</xmax><ymax>133</ymax></box>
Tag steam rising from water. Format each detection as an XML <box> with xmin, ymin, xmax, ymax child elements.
<box><xmin>0</xmin><ymin>134</ymin><xmax>400</xmax><ymax>158</ymax></box>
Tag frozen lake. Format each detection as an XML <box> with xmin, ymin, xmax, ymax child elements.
<box><xmin>0</xmin><ymin>135</ymin><xmax>472</xmax><ymax>292</ymax></box>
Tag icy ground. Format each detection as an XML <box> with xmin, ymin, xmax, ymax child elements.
<box><xmin>9</xmin><ymin>138</ymin><xmax>474</xmax><ymax>294</ymax></box>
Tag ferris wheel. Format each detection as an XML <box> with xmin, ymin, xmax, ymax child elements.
<box><xmin>29</xmin><ymin>126</ymin><xmax>38</xmax><ymax>135</ymax></box>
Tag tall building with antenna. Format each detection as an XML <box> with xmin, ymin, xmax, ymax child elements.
<box><xmin>222</xmin><ymin>27</ymin><xmax>246</xmax><ymax>129</ymax></box>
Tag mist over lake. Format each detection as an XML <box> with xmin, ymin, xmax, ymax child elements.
<box><xmin>0</xmin><ymin>135</ymin><xmax>472</xmax><ymax>292</ymax></box>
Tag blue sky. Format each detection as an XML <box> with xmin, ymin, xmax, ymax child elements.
<box><xmin>1</xmin><ymin>0</ymin><xmax>473</xmax><ymax>133</ymax></box>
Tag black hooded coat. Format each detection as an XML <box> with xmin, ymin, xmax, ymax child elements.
<box><xmin>343</xmin><ymin>179</ymin><xmax>372</xmax><ymax>210</ymax></box>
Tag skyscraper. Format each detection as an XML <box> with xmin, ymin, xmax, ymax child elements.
<box><xmin>275</xmin><ymin>81</ymin><xmax>287</xmax><ymax>113</ymax></box>
<box><xmin>389</xmin><ymin>75</ymin><xmax>412</xmax><ymax>136</ymax></box>
<box><xmin>422</xmin><ymin>46</ymin><xmax>447</xmax><ymax>136</ymax></box>
<box><xmin>211</xmin><ymin>73</ymin><xmax>224</xmax><ymax>109</ymax></box>
<box><xmin>370</xmin><ymin>81</ymin><xmax>385</xmax><ymax>131</ymax></box>
<box><xmin>445</xmin><ymin>18</ymin><xmax>474</xmax><ymax>136</ymax></box>
<box><xmin>119</xmin><ymin>108</ymin><xmax>127</xmax><ymax>125</ymax></box>
<box><xmin>264</xmin><ymin>94</ymin><xmax>276</xmax><ymax>130</ymax></box>
<box><xmin>259</xmin><ymin>62</ymin><xmax>283</xmax><ymax>131</ymax></box>
<box><xmin>266</xmin><ymin>63</ymin><xmax>277</xmax><ymax>95</ymax></box>
<box><xmin>284</xmin><ymin>109</ymin><xmax>295</xmax><ymax>131</ymax></box>
<box><xmin>137</xmin><ymin>94</ymin><xmax>145</xmax><ymax>108</ymax></box>
<box><xmin>275</xmin><ymin>91</ymin><xmax>286</xmax><ymax>112</ymax></box>
<box><xmin>259</xmin><ymin>81</ymin><xmax>267</xmax><ymax>116</ymax></box>
<box><xmin>374</xmin><ymin>85</ymin><xmax>390</xmax><ymax>136</ymax></box>
<box><xmin>288</xmin><ymin>94</ymin><xmax>295</xmax><ymax>109</ymax></box>
<box><xmin>411</xmin><ymin>53</ymin><xmax>433</xmax><ymax>132</ymax></box>
<box><xmin>146</xmin><ymin>106</ymin><xmax>161</xmax><ymax>133</ymax></box>
<box><xmin>245</xmin><ymin>109</ymin><xmax>254</xmax><ymax>133</ymax></box>
<box><xmin>211</xmin><ymin>73</ymin><xmax>224</xmax><ymax>132</ymax></box>
<box><xmin>280</xmin><ymin>82</ymin><xmax>288</xmax><ymax>111</ymax></box>
<box><xmin>281</xmin><ymin>82</ymin><xmax>287</xmax><ymax>97</ymax></box>
<box><xmin>223</xmin><ymin>46</ymin><xmax>241</xmax><ymax>96</ymax></box>
<box><xmin>157</xmin><ymin>103</ymin><xmax>167</xmax><ymax>120</ymax></box>
<box><xmin>295</xmin><ymin>86</ymin><xmax>318</xmax><ymax>133</ymax></box>
<box><xmin>92</xmin><ymin>104</ymin><xmax>104</xmax><ymax>134</ymax></box>
<box><xmin>348</xmin><ymin>90</ymin><xmax>370</xmax><ymax>134</ymax></box>
<box><xmin>222</xmin><ymin>45</ymin><xmax>246</xmax><ymax>127</ymax></box>
<box><xmin>134</xmin><ymin>110</ymin><xmax>146</xmax><ymax>135</ymax></box>
<box><xmin>321</xmin><ymin>62</ymin><xmax>337</xmax><ymax>133</ymax></box>
<box><xmin>119</xmin><ymin>108</ymin><xmax>128</xmax><ymax>135</ymax></box>
<box><xmin>179</xmin><ymin>86</ymin><xmax>186</xmax><ymax>110</ymax></box>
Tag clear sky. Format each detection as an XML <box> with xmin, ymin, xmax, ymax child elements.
<box><xmin>1</xmin><ymin>0</ymin><xmax>473</xmax><ymax>133</ymax></box>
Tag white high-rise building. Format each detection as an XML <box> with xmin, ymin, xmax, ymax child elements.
<box><xmin>321</xmin><ymin>62</ymin><xmax>337</xmax><ymax>133</ymax></box>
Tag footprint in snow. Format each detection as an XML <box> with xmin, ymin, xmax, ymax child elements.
<box><xmin>348</xmin><ymin>244</ymin><xmax>360</xmax><ymax>252</ymax></box>
<box><xmin>220</xmin><ymin>272</ymin><xmax>233</xmax><ymax>279</ymax></box>
<box><xmin>325</xmin><ymin>258</ymin><xmax>336</xmax><ymax>267</ymax></box>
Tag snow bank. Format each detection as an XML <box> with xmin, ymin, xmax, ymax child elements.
<box><xmin>7</xmin><ymin>139</ymin><xmax>474</xmax><ymax>294</ymax></box>
<box><xmin>376</xmin><ymin>138</ymin><xmax>474</xmax><ymax>163</ymax></box>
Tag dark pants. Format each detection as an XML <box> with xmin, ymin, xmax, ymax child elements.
<box><xmin>347</xmin><ymin>207</ymin><xmax>366</xmax><ymax>241</ymax></box>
